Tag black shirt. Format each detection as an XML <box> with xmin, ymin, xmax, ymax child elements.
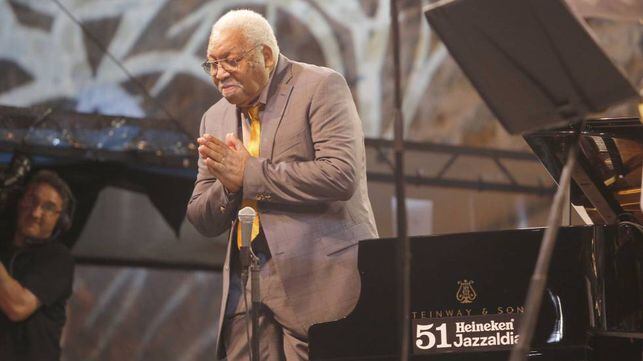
<box><xmin>0</xmin><ymin>241</ymin><xmax>74</xmax><ymax>361</ymax></box>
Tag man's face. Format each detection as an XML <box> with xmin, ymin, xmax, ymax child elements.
<box><xmin>16</xmin><ymin>183</ymin><xmax>64</xmax><ymax>241</ymax></box>
<box><xmin>206</xmin><ymin>28</ymin><xmax>273</xmax><ymax>106</ymax></box>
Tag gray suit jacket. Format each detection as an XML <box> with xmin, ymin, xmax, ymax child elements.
<box><xmin>186</xmin><ymin>55</ymin><xmax>378</xmax><ymax>356</ymax></box>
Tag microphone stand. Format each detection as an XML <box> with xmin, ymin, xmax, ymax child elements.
<box><xmin>238</xmin><ymin>207</ymin><xmax>260</xmax><ymax>361</ymax></box>
<box><xmin>509</xmin><ymin>119</ymin><xmax>584</xmax><ymax>361</ymax></box>
<box><xmin>390</xmin><ymin>1</ymin><xmax>411</xmax><ymax>359</ymax></box>
<box><xmin>249</xmin><ymin>249</ymin><xmax>260</xmax><ymax>361</ymax></box>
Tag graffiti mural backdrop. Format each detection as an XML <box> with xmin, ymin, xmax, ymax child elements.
<box><xmin>2</xmin><ymin>0</ymin><xmax>639</xmax><ymax>146</ymax></box>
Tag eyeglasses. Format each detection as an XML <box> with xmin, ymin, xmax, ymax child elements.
<box><xmin>19</xmin><ymin>195</ymin><xmax>62</xmax><ymax>216</ymax></box>
<box><xmin>201</xmin><ymin>45</ymin><xmax>262</xmax><ymax>76</ymax></box>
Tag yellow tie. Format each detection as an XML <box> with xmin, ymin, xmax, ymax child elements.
<box><xmin>237</xmin><ymin>105</ymin><xmax>261</xmax><ymax>249</ymax></box>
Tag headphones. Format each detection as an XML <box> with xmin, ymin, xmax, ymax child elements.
<box><xmin>52</xmin><ymin>182</ymin><xmax>76</xmax><ymax>235</ymax></box>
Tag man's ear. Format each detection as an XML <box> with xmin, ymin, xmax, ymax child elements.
<box><xmin>262</xmin><ymin>45</ymin><xmax>275</xmax><ymax>70</ymax></box>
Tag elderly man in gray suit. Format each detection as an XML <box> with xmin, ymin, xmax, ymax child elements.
<box><xmin>187</xmin><ymin>9</ymin><xmax>377</xmax><ymax>360</ymax></box>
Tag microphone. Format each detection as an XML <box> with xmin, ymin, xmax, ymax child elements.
<box><xmin>1</xmin><ymin>153</ymin><xmax>31</xmax><ymax>189</ymax></box>
<box><xmin>238</xmin><ymin>206</ymin><xmax>256</xmax><ymax>269</ymax></box>
<box><xmin>0</xmin><ymin>153</ymin><xmax>32</xmax><ymax>215</ymax></box>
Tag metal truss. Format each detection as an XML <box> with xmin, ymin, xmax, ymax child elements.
<box><xmin>365</xmin><ymin>138</ymin><xmax>555</xmax><ymax>196</ymax></box>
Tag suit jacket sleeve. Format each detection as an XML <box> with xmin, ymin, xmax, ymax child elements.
<box><xmin>186</xmin><ymin>113</ymin><xmax>241</xmax><ymax>237</ymax></box>
<box><xmin>243</xmin><ymin>71</ymin><xmax>361</xmax><ymax>205</ymax></box>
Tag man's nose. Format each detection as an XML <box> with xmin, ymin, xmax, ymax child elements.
<box><xmin>214</xmin><ymin>65</ymin><xmax>230</xmax><ymax>81</ymax></box>
<box><xmin>30</xmin><ymin>205</ymin><xmax>44</xmax><ymax>218</ymax></box>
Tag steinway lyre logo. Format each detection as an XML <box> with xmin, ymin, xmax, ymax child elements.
<box><xmin>456</xmin><ymin>279</ymin><xmax>477</xmax><ymax>304</ymax></box>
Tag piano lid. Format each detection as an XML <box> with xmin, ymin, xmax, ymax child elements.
<box><xmin>525</xmin><ymin>117</ymin><xmax>643</xmax><ymax>225</ymax></box>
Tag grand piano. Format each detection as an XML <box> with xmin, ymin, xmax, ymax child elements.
<box><xmin>308</xmin><ymin>117</ymin><xmax>643</xmax><ymax>360</ymax></box>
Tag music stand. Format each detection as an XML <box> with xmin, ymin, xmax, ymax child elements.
<box><xmin>423</xmin><ymin>0</ymin><xmax>639</xmax><ymax>360</ymax></box>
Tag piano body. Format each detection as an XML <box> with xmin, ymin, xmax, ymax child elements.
<box><xmin>308</xmin><ymin>118</ymin><xmax>643</xmax><ymax>360</ymax></box>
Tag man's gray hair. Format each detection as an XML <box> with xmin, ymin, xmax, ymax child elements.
<box><xmin>208</xmin><ymin>9</ymin><xmax>280</xmax><ymax>62</ymax></box>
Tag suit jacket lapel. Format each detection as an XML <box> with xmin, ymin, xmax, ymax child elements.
<box><xmin>261</xmin><ymin>55</ymin><xmax>294</xmax><ymax>159</ymax></box>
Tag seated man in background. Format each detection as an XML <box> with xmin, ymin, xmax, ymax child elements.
<box><xmin>0</xmin><ymin>170</ymin><xmax>75</xmax><ymax>361</ymax></box>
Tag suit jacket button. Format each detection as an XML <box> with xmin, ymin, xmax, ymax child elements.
<box><xmin>219</xmin><ymin>206</ymin><xmax>225</xmax><ymax>212</ymax></box>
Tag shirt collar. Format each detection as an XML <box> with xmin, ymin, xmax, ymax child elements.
<box><xmin>244</xmin><ymin>56</ymin><xmax>280</xmax><ymax>111</ymax></box>
<box><xmin>256</xmin><ymin>63</ymin><xmax>277</xmax><ymax>107</ymax></box>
